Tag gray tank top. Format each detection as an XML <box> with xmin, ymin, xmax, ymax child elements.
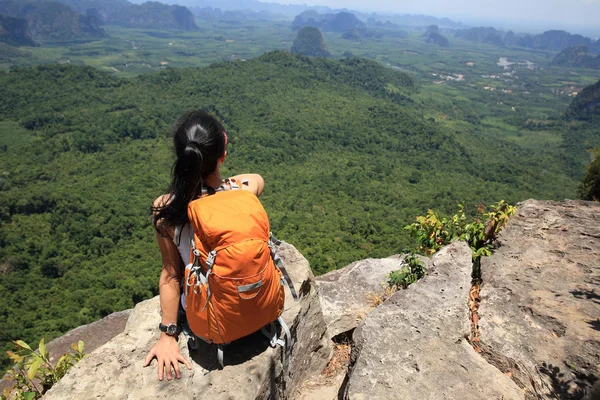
<box><xmin>173</xmin><ymin>224</ymin><xmax>191</xmax><ymax>264</ymax></box>
<box><xmin>173</xmin><ymin>224</ymin><xmax>191</xmax><ymax>309</ymax></box>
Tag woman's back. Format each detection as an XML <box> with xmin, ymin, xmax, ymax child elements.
<box><xmin>144</xmin><ymin>110</ymin><xmax>265</xmax><ymax>380</ymax></box>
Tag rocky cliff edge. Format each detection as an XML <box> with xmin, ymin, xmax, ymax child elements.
<box><xmin>42</xmin><ymin>242</ymin><xmax>331</xmax><ymax>400</ymax></box>
<box><xmin>38</xmin><ymin>200</ymin><xmax>600</xmax><ymax>399</ymax></box>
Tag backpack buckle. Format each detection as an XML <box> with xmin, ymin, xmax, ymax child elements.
<box><xmin>205</xmin><ymin>250</ymin><xmax>217</xmax><ymax>271</ymax></box>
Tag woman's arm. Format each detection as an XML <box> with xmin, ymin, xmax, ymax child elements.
<box><xmin>143</xmin><ymin>196</ymin><xmax>191</xmax><ymax>380</ymax></box>
<box><xmin>229</xmin><ymin>173</ymin><xmax>264</xmax><ymax>197</ymax></box>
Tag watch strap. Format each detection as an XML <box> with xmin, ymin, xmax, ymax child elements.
<box><xmin>158</xmin><ymin>323</ymin><xmax>179</xmax><ymax>336</ymax></box>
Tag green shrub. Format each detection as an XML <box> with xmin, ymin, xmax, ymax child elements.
<box><xmin>400</xmin><ymin>200</ymin><xmax>516</xmax><ymax>286</ymax></box>
<box><xmin>578</xmin><ymin>148</ymin><xmax>600</xmax><ymax>201</ymax></box>
<box><xmin>1</xmin><ymin>339</ymin><xmax>86</xmax><ymax>400</ymax></box>
<box><xmin>405</xmin><ymin>200</ymin><xmax>515</xmax><ymax>259</ymax></box>
<box><xmin>388</xmin><ymin>253</ymin><xmax>427</xmax><ymax>289</ymax></box>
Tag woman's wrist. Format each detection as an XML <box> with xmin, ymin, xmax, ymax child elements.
<box><xmin>159</xmin><ymin>332</ymin><xmax>179</xmax><ymax>341</ymax></box>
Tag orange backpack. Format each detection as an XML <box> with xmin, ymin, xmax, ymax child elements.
<box><xmin>182</xmin><ymin>181</ymin><xmax>297</xmax><ymax>367</ymax></box>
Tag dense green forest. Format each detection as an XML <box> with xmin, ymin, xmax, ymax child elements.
<box><xmin>1</xmin><ymin>16</ymin><xmax>599</xmax><ymax>371</ymax></box>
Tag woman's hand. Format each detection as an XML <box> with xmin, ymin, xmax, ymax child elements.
<box><xmin>229</xmin><ymin>173</ymin><xmax>264</xmax><ymax>197</ymax></box>
<box><xmin>143</xmin><ymin>334</ymin><xmax>192</xmax><ymax>380</ymax></box>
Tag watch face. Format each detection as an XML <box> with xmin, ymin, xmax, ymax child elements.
<box><xmin>166</xmin><ymin>324</ymin><xmax>178</xmax><ymax>335</ymax></box>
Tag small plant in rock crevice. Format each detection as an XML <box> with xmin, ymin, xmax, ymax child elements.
<box><xmin>1</xmin><ymin>339</ymin><xmax>86</xmax><ymax>400</ymax></box>
<box><xmin>404</xmin><ymin>200</ymin><xmax>516</xmax><ymax>283</ymax></box>
<box><xmin>387</xmin><ymin>253</ymin><xmax>427</xmax><ymax>290</ymax></box>
<box><xmin>385</xmin><ymin>201</ymin><xmax>515</xmax><ymax>294</ymax></box>
<box><xmin>400</xmin><ymin>200</ymin><xmax>516</xmax><ymax>349</ymax></box>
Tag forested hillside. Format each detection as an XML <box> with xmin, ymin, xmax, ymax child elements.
<box><xmin>552</xmin><ymin>45</ymin><xmax>600</xmax><ymax>69</ymax></box>
<box><xmin>565</xmin><ymin>79</ymin><xmax>600</xmax><ymax>121</ymax></box>
<box><xmin>0</xmin><ymin>15</ymin><xmax>37</xmax><ymax>47</ymax></box>
<box><xmin>0</xmin><ymin>51</ymin><xmax>594</xmax><ymax>370</ymax></box>
<box><xmin>291</xmin><ymin>27</ymin><xmax>330</xmax><ymax>57</ymax></box>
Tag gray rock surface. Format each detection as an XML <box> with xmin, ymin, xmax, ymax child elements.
<box><xmin>46</xmin><ymin>310</ymin><xmax>132</xmax><ymax>364</ymax></box>
<box><xmin>316</xmin><ymin>255</ymin><xmax>430</xmax><ymax>338</ymax></box>
<box><xmin>343</xmin><ymin>241</ymin><xmax>524</xmax><ymax>400</ymax></box>
<box><xmin>43</xmin><ymin>242</ymin><xmax>331</xmax><ymax>400</ymax></box>
<box><xmin>0</xmin><ymin>310</ymin><xmax>131</xmax><ymax>393</ymax></box>
<box><xmin>478</xmin><ymin>199</ymin><xmax>600</xmax><ymax>398</ymax></box>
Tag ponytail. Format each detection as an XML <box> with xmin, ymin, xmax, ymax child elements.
<box><xmin>153</xmin><ymin>110</ymin><xmax>226</xmax><ymax>231</ymax></box>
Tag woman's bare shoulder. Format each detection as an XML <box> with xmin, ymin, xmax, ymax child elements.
<box><xmin>153</xmin><ymin>193</ymin><xmax>172</xmax><ymax>210</ymax></box>
<box><xmin>152</xmin><ymin>194</ymin><xmax>175</xmax><ymax>238</ymax></box>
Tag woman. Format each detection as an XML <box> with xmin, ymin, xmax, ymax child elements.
<box><xmin>143</xmin><ymin>110</ymin><xmax>264</xmax><ymax>381</ymax></box>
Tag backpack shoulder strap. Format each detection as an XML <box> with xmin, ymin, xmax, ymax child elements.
<box><xmin>199</xmin><ymin>177</ymin><xmax>245</xmax><ymax>197</ymax></box>
<box><xmin>222</xmin><ymin>177</ymin><xmax>247</xmax><ymax>191</ymax></box>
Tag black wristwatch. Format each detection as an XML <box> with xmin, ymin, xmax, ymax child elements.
<box><xmin>158</xmin><ymin>323</ymin><xmax>179</xmax><ymax>337</ymax></box>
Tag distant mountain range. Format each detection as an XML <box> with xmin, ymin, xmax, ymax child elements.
<box><xmin>131</xmin><ymin>0</ymin><xmax>340</xmax><ymax>16</ymax></box>
<box><xmin>2</xmin><ymin>0</ymin><xmax>598</xmax><ymax>55</ymax></box>
<box><xmin>191</xmin><ymin>7</ymin><xmax>286</xmax><ymax>22</ymax></box>
<box><xmin>0</xmin><ymin>0</ymin><xmax>106</xmax><ymax>42</ymax></box>
<box><xmin>370</xmin><ymin>14</ymin><xmax>464</xmax><ymax>29</ymax></box>
<box><xmin>552</xmin><ymin>45</ymin><xmax>600</xmax><ymax>69</ymax></box>
<box><xmin>0</xmin><ymin>0</ymin><xmax>197</xmax><ymax>45</ymax></box>
<box><xmin>56</xmin><ymin>0</ymin><xmax>198</xmax><ymax>30</ymax></box>
<box><xmin>292</xmin><ymin>10</ymin><xmax>365</xmax><ymax>33</ymax></box>
<box><xmin>455</xmin><ymin>27</ymin><xmax>600</xmax><ymax>53</ymax></box>
<box><xmin>141</xmin><ymin>0</ymin><xmax>466</xmax><ymax>29</ymax></box>
<box><xmin>159</xmin><ymin>0</ymin><xmax>598</xmax><ymax>53</ymax></box>
<box><xmin>519</xmin><ymin>30</ymin><xmax>599</xmax><ymax>52</ymax></box>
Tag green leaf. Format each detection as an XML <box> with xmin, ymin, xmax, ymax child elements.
<box><xmin>27</xmin><ymin>358</ymin><xmax>41</xmax><ymax>380</ymax></box>
<box><xmin>23</xmin><ymin>392</ymin><xmax>37</xmax><ymax>400</ymax></box>
<box><xmin>38</xmin><ymin>338</ymin><xmax>46</xmax><ymax>359</ymax></box>
<box><xmin>77</xmin><ymin>340</ymin><xmax>84</xmax><ymax>354</ymax></box>
<box><xmin>56</xmin><ymin>354</ymin><xmax>70</xmax><ymax>369</ymax></box>
<box><xmin>14</xmin><ymin>340</ymin><xmax>32</xmax><ymax>351</ymax></box>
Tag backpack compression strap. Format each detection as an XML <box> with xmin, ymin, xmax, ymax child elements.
<box><xmin>268</xmin><ymin>234</ymin><xmax>299</xmax><ymax>301</ymax></box>
<box><xmin>185</xmin><ymin>227</ymin><xmax>213</xmax><ymax>312</ymax></box>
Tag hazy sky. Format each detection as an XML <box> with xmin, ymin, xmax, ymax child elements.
<box><xmin>268</xmin><ymin>0</ymin><xmax>600</xmax><ymax>34</ymax></box>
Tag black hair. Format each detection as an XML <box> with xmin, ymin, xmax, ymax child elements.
<box><xmin>153</xmin><ymin>110</ymin><xmax>226</xmax><ymax>230</ymax></box>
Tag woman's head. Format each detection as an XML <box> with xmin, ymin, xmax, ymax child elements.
<box><xmin>154</xmin><ymin>110</ymin><xmax>227</xmax><ymax>229</ymax></box>
<box><xmin>172</xmin><ymin>110</ymin><xmax>227</xmax><ymax>173</ymax></box>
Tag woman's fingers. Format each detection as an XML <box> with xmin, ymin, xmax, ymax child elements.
<box><xmin>165</xmin><ymin>359</ymin><xmax>173</xmax><ymax>381</ymax></box>
<box><xmin>164</xmin><ymin>356</ymin><xmax>184</xmax><ymax>380</ymax></box>
<box><xmin>157</xmin><ymin>358</ymin><xmax>165</xmax><ymax>381</ymax></box>
<box><xmin>143</xmin><ymin>346</ymin><xmax>190</xmax><ymax>380</ymax></box>
<box><xmin>173</xmin><ymin>359</ymin><xmax>181</xmax><ymax>379</ymax></box>
<box><xmin>177</xmin><ymin>353</ymin><xmax>192</xmax><ymax>370</ymax></box>
<box><xmin>165</xmin><ymin>355</ymin><xmax>192</xmax><ymax>379</ymax></box>
<box><xmin>143</xmin><ymin>348</ymin><xmax>156</xmax><ymax>367</ymax></box>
